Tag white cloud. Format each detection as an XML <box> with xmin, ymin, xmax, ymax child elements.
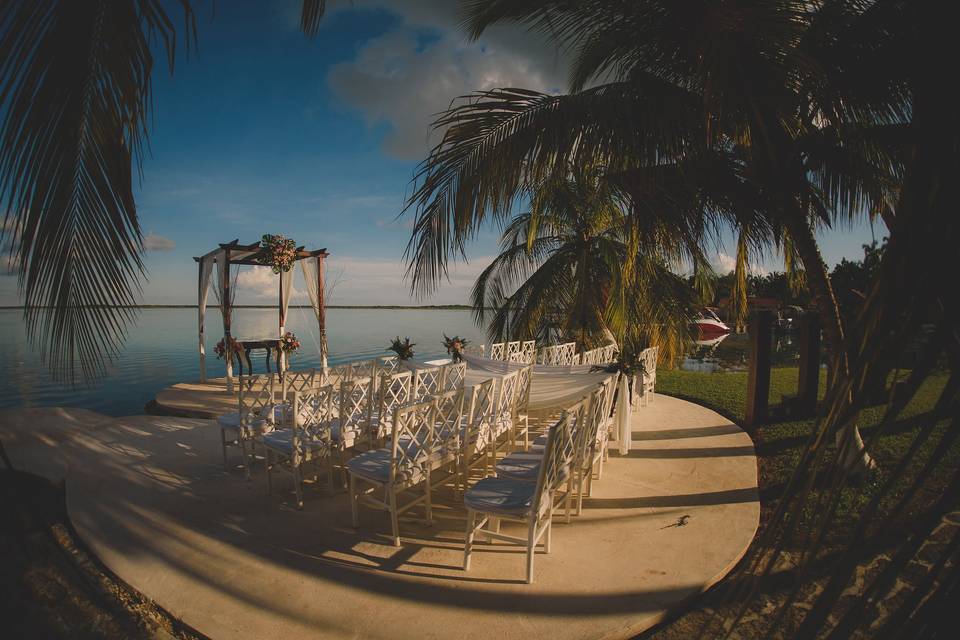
<box><xmin>324</xmin><ymin>254</ymin><xmax>493</xmax><ymax>305</ymax></box>
<box><xmin>327</xmin><ymin>0</ymin><xmax>568</xmax><ymax>158</ymax></box>
<box><xmin>712</xmin><ymin>252</ymin><xmax>737</xmax><ymax>274</ymax></box>
<box><xmin>235</xmin><ymin>265</ymin><xmax>306</xmax><ymax>303</ymax></box>
<box><xmin>711</xmin><ymin>252</ymin><xmax>770</xmax><ymax>276</ymax></box>
<box><xmin>143</xmin><ymin>232</ymin><xmax>176</xmax><ymax>252</ymax></box>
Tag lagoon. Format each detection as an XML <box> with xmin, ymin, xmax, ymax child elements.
<box><xmin>0</xmin><ymin>307</ymin><xmax>484</xmax><ymax>416</ymax></box>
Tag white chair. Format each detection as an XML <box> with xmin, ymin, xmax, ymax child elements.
<box><xmin>599</xmin><ymin>344</ymin><xmax>618</xmax><ymax>362</ymax></box>
<box><xmin>348</xmin><ymin>390</ymin><xmax>465</xmax><ymax>547</ymax></box>
<box><xmin>489</xmin><ymin>343</ymin><xmax>506</xmax><ymax>360</ymax></box>
<box><xmin>218</xmin><ymin>374</ymin><xmax>279</xmax><ymax>478</ymax></box>
<box><xmin>512</xmin><ymin>364</ymin><xmax>534</xmax><ymax>449</ymax></box>
<box><xmin>459</xmin><ymin>379</ymin><xmax>497</xmax><ymax>491</ymax></box>
<box><xmin>442</xmin><ymin>362</ymin><xmax>467</xmax><ymax>391</ymax></box>
<box><xmin>277</xmin><ymin>368</ymin><xmax>321</xmax><ymax>421</ymax></box>
<box><xmin>496</xmin><ymin>396</ymin><xmax>592</xmax><ymax>522</ymax></box>
<box><xmin>370</xmin><ymin>369</ymin><xmax>413</xmax><ymax>442</ymax></box>
<box><xmin>378</xmin><ymin>355</ymin><xmax>399</xmax><ymax>373</ymax></box>
<box><xmin>635</xmin><ymin>346</ymin><xmax>659</xmax><ymax>406</ymax></box>
<box><xmin>463</xmin><ymin>410</ymin><xmax>576</xmax><ymax>584</ymax></box>
<box><xmin>412</xmin><ymin>365</ymin><xmax>443</xmax><ymax>400</ymax></box>
<box><xmin>521</xmin><ymin>340</ymin><xmax>536</xmax><ymax>364</ymax></box>
<box><xmin>262</xmin><ymin>385</ymin><xmax>336</xmax><ymax>507</ymax></box>
<box><xmin>505</xmin><ymin>341</ymin><xmax>523</xmax><ymax>362</ymax></box>
<box><xmin>491</xmin><ymin>369</ymin><xmax>520</xmax><ymax>455</ymax></box>
<box><xmin>331</xmin><ymin>375</ymin><xmax>374</xmax><ymax>484</ymax></box>
<box><xmin>587</xmin><ymin>376</ymin><xmax>618</xmax><ymax>491</ymax></box>
<box><xmin>537</xmin><ymin>343</ymin><xmax>576</xmax><ymax>365</ymax></box>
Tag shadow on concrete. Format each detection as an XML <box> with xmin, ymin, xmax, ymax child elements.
<box><xmin>624</xmin><ymin>446</ymin><xmax>757</xmax><ymax>458</ymax></box>
<box><xmin>6</xmin><ymin>401</ymin><xmax>760</xmax><ymax>638</ymax></box>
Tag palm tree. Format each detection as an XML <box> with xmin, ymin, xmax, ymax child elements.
<box><xmin>403</xmin><ymin>0</ymin><xmax>907</xmax><ymax>471</ymax></box>
<box><xmin>472</xmin><ymin>168</ymin><xmax>700</xmax><ymax>363</ymax></box>
<box><xmin>0</xmin><ymin>0</ymin><xmax>326</xmax><ymax>381</ymax></box>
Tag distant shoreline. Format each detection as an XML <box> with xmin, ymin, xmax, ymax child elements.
<box><xmin>0</xmin><ymin>304</ymin><xmax>476</xmax><ymax>310</ymax></box>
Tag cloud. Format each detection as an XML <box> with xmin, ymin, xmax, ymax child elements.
<box><xmin>143</xmin><ymin>232</ymin><xmax>176</xmax><ymax>252</ymax></box>
<box><xmin>327</xmin><ymin>0</ymin><xmax>568</xmax><ymax>158</ymax></box>
<box><xmin>235</xmin><ymin>265</ymin><xmax>307</xmax><ymax>302</ymax></box>
<box><xmin>711</xmin><ymin>252</ymin><xmax>770</xmax><ymax>276</ymax></box>
<box><xmin>325</xmin><ymin>254</ymin><xmax>493</xmax><ymax>305</ymax></box>
<box><xmin>712</xmin><ymin>252</ymin><xmax>737</xmax><ymax>274</ymax></box>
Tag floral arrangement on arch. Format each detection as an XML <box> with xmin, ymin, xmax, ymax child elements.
<box><xmin>442</xmin><ymin>334</ymin><xmax>470</xmax><ymax>363</ymax></box>
<box><xmin>388</xmin><ymin>336</ymin><xmax>415</xmax><ymax>361</ymax></box>
<box><xmin>259</xmin><ymin>233</ymin><xmax>297</xmax><ymax>273</ymax></box>
<box><xmin>214</xmin><ymin>336</ymin><xmax>242</xmax><ymax>360</ymax></box>
<box><xmin>280</xmin><ymin>331</ymin><xmax>301</xmax><ymax>355</ymax></box>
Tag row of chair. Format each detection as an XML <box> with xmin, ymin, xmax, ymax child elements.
<box><xmin>217</xmin><ymin>353</ymin><xmax>620</xmax><ymax>583</ymax></box>
<box><xmin>470</xmin><ymin>340</ymin><xmax>619</xmax><ymax>369</ymax></box>
<box><xmin>464</xmin><ymin>375</ymin><xmax>617</xmax><ymax>582</ymax></box>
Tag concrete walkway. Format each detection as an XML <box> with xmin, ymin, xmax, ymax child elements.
<box><xmin>1</xmin><ymin>395</ymin><xmax>759</xmax><ymax>640</ymax></box>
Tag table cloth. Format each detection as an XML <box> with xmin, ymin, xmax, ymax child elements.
<box><xmin>406</xmin><ymin>355</ymin><xmax>633</xmax><ymax>453</ymax></box>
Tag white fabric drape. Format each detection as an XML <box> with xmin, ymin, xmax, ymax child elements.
<box><xmin>462</xmin><ymin>353</ymin><xmax>610</xmax><ymax>377</ymax></box>
<box><xmin>197</xmin><ymin>256</ymin><xmax>215</xmax><ymax>382</ymax></box>
<box><xmin>279</xmin><ymin>268</ymin><xmax>293</xmax><ymax>334</ymax></box>
<box><xmin>616</xmin><ymin>374</ymin><xmax>632</xmax><ymax>454</ymax></box>
<box><xmin>214</xmin><ymin>250</ymin><xmax>233</xmax><ymax>384</ymax></box>
<box><xmin>299</xmin><ymin>258</ymin><xmax>327</xmax><ymax>368</ymax></box>
<box><xmin>278</xmin><ymin>268</ymin><xmax>294</xmax><ymax>371</ymax></box>
<box><xmin>299</xmin><ymin>259</ymin><xmax>319</xmax><ymax>316</ymax></box>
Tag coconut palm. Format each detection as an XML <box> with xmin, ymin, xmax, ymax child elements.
<box><xmin>472</xmin><ymin>168</ymin><xmax>702</xmax><ymax>362</ymax></box>
<box><xmin>404</xmin><ymin>0</ymin><xmax>908</xmax><ymax>470</ymax></box>
<box><xmin>0</xmin><ymin>0</ymin><xmax>325</xmax><ymax>380</ymax></box>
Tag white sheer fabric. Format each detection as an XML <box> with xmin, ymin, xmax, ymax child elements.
<box><xmin>278</xmin><ymin>268</ymin><xmax>294</xmax><ymax>371</ymax></box>
<box><xmin>299</xmin><ymin>257</ymin><xmax>327</xmax><ymax>368</ymax></box>
<box><xmin>456</xmin><ymin>353</ymin><xmax>630</xmax><ymax>449</ymax></box>
<box><xmin>461</xmin><ymin>353</ymin><xmax>610</xmax><ymax>377</ymax></box>
<box><xmin>214</xmin><ymin>250</ymin><xmax>233</xmax><ymax>384</ymax></box>
<box><xmin>197</xmin><ymin>255</ymin><xmax>215</xmax><ymax>382</ymax></box>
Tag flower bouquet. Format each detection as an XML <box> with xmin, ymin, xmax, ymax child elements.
<box><xmin>214</xmin><ymin>336</ymin><xmax>242</xmax><ymax>360</ymax></box>
<box><xmin>259</xmin><ymin>233</ymin><xmax>297</xmax><ymax>273</ymax></box>
<box><xmin>279</xmin><ymin>331</ymin><xmax>300</xmax><ymax>355</ymax></box>
<box><xmin>388</xmin><ymin>336</ymin><xmax>416</xmax><ymax>361</ymax></box>
<box><xmin>442</xmin><ymin>334</ymin><xmax>470</xmax><ymax>363</ymax></box>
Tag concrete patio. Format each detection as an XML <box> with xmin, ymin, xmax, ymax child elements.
<box><xmin>1</xmin><ymin>395</ymin><xmax>759</xmax><ymax>639</ymax></box>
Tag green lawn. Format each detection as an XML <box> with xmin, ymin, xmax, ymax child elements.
<box><xmin>656</xmin><ymin>366</ymin><xmax>955</xmax><ymax>542</ymax></box>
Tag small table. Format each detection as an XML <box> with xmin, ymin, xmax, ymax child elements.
<box><xmin>234</xmin><ymin>338</ymin><xmax>283</xmax><ymax>376</ymax></box>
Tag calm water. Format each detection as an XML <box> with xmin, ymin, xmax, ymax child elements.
<box><xmin>682</xmin><ymin>330</ymin><xmax>801</xmax><ymax>372</ymax></box>
<box><xmin>0</xmin><ymin>308</ymin><xmax>483</xmax><ymax>416</ymax></box>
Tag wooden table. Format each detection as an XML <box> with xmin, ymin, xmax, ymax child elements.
<box><xmin>234</xmin><ymin>338</ymin><xmax>283</xmax><ymax>376</ymax></box>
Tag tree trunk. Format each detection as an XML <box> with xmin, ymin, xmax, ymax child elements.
<box><xmin>785</xmin><ymin>218</ymin><xmax>875</xmax><ymax>475</ymax></box>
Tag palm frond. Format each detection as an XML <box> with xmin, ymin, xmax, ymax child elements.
<box><xmin>0</xmin><ymin>0</ymin><xmax>194</xmax><ymax>381</ymax></box>
<box><xmin>402</xmin><ymin>82</ymin><xmax>702</xmax><ymax>297</ymax></box>
<box><xmin>299</xmin><ymin>0</ymin><xmax>326</xmax><ymax>38</ymax></box>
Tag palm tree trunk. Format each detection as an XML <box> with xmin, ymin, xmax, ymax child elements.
<box><xmin>785</xmin><ymin>216</ymin><xmax>875</xmax><ymax>474</ymax></box>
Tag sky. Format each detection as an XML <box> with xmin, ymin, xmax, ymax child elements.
<box><xmin>0</xmin><ymin>0</ymin><xmax>885</xmax><ymax>306</ymax></box>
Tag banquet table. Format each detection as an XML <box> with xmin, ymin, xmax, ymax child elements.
<box><xmin>408</xmin><ymin>355</ymin><xmax>633</xmax><ymax>453</ymax></box>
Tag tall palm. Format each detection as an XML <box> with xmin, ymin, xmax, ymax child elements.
<box><xmin>0</xmin><ymin>0</ymin><xmax>325</xmax><ymax>381</ymax></box>
<box><xmin>472</xmin><ymin>169</ymin><xmax>700</xmax><ymax>362</ymax></box>
<box><xmin>404</xmin><ymin>0</ymin><xmax>907</xmax><ymax>470</ymax></box>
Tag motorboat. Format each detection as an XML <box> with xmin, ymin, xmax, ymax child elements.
<box><xmin>692</xmin><ymin>308</ymin><xmax>731</xmax><ymax>338</ymax></box>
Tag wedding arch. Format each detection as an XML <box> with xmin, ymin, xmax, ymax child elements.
<box><xmin>194</xmin><ymin>238</ymin><xmax>329</xmax><ymax>389</ymax></box>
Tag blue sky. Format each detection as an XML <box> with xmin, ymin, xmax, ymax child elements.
<box><xmin>0</xmin><ymin>0</ymin><xmax>884</xmax><ymax>306</ymax></box>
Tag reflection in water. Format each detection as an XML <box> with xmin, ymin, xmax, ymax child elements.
<box><xmin>682</xmin><ymin>330</ymin><xmax>802</xmax><ymax>373</ymax></box>
<box><xmin>0</xmin><ymin>308</ymin><xmax>484</xmax><ymax>416</ymax></box>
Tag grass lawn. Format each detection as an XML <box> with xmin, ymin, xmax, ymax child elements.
<box><xmin>657</xmin><ymin>367</ymin><xmax>955</xmax><ymax>534</ymax></box>
<box><xmin>646</xmin><ymin>365</ymin><xmax>956</xmax><ymax>637</ymax></box>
